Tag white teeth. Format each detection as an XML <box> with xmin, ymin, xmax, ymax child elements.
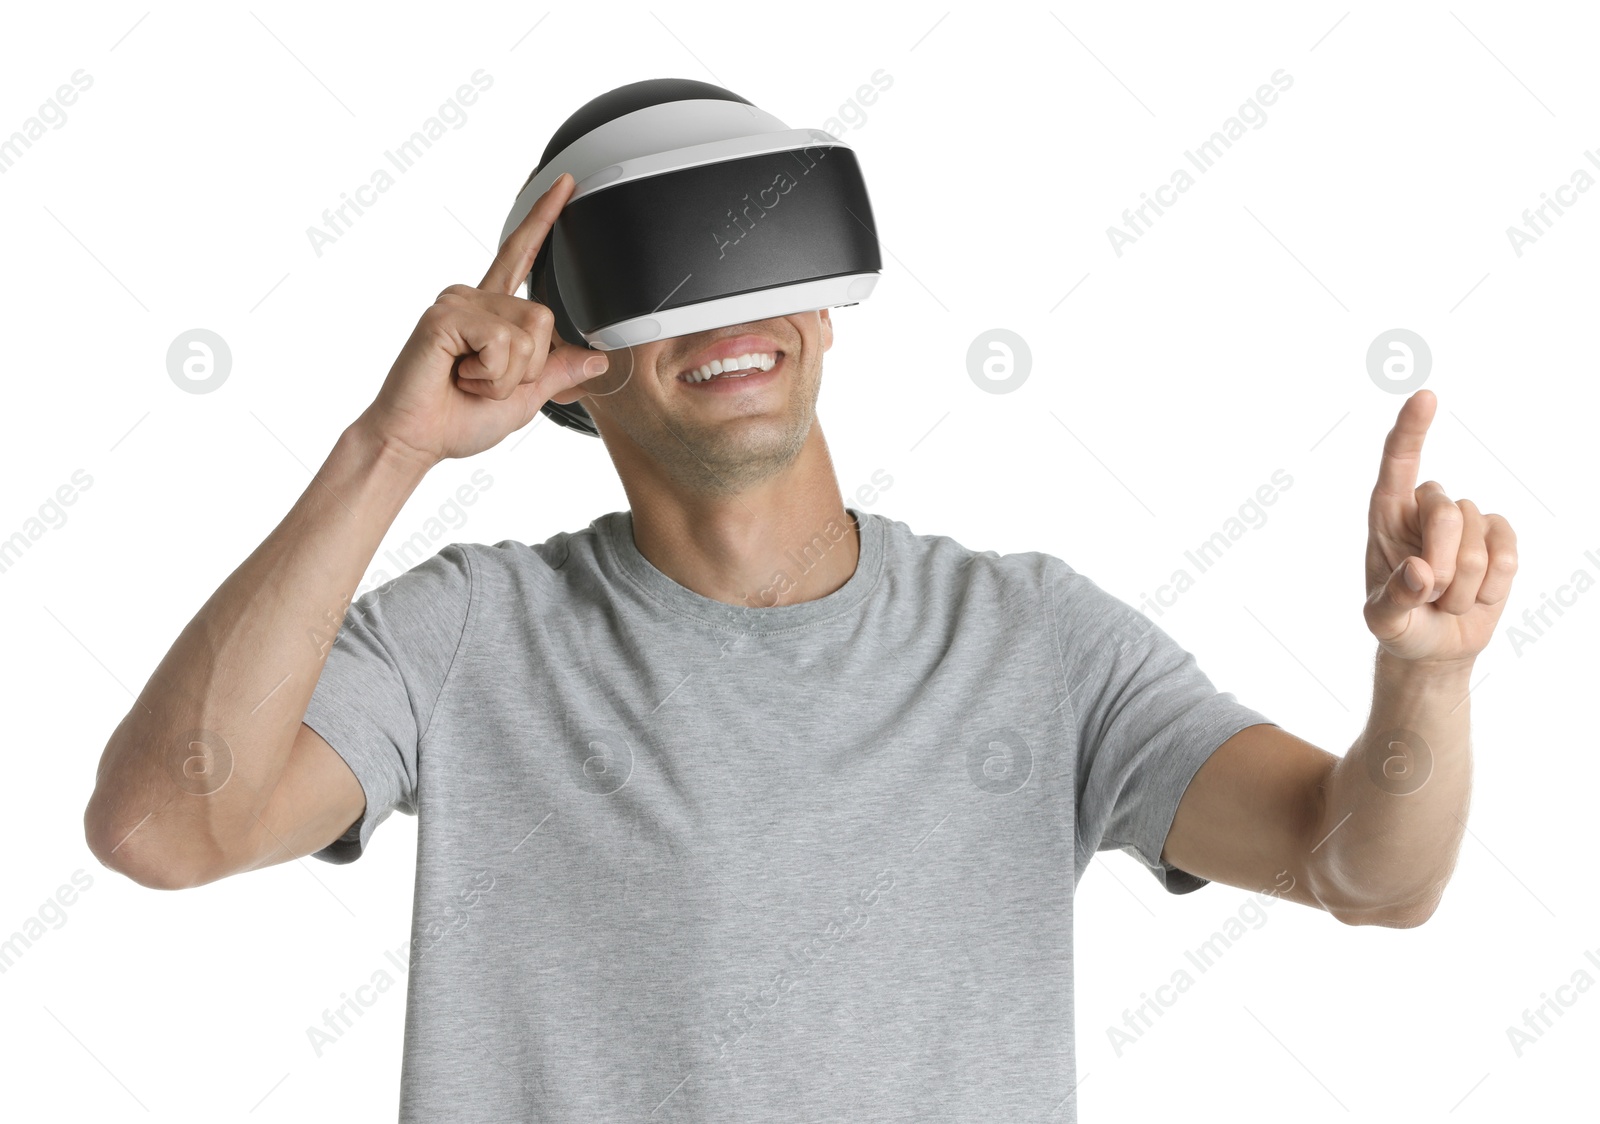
<box><xmin>683</xmin><ymin>351</ymin><xmax>778</xmax><ymax>382</ymax></box>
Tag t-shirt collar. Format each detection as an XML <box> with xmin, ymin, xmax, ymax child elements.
<box><xmin>596</xmin><ymin>505</ymin><xmax>884</xmax><ymax>632</ymax></box>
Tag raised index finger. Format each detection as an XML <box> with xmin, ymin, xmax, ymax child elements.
<box><xmin>1370</xmin><ymin>389</ymin><xmax>1437</xmax><ymax>519</ymax></box>
<box><xmin>480</xmin><ymin>171</ymin><xmax>575</xmax><ymax>297</ymax></box>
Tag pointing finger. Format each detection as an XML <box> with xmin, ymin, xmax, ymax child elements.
<box><xmin>480</xmin><ymin>171</ymin><xmax>575</xmax><ymax>298</ymax></box>
<box><xmin>1370</xmin><ymin>389</ymin><xmax>1437</xmax><ymax>526</ymax></box>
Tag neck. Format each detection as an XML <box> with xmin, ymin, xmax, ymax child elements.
<box><xmin>616</xmin><ymin>423</ymin><xmax>861</xmax><ymax>609</ymax></box>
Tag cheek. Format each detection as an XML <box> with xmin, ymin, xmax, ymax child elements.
<box><xmin>587</xmin><ymin>349</ymin><xmax>644</xmax><ymax>399</ymax></box>
<box><xmin>811</xmin><ymin>312</ymin><xmax>832</xmax><ymax>352</ymax></box>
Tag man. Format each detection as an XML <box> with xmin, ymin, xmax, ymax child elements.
<box><xmin>83</xmin><ymin>81</ymin><xmax>1517</xmax><ymax>1122</ymax></box>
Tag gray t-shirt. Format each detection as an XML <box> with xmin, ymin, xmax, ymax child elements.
<box><xmin>303</xmin><ymin>505</ymin><xmax>1274</xmax><ymax>1121</ymax></box>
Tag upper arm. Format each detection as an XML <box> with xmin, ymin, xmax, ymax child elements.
<box><xmin>1161</xmin><ymin>722</ymin><xmax>1339</xmax><ymax>911</ymax></box>
<box><xmin>226</xmin><ymin>722</ymin><xmax>368</xmax><ymax>877</ymax></box>
<box><xmin>1050</xmin><ymin>561</ymin><xmax>1280</xmax><ymax>893</ymax></box>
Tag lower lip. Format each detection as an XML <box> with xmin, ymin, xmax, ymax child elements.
<box><xmin>677</xmin><ymin>352</ymin><xmax>784</xmax><ymax>392</ymax></box>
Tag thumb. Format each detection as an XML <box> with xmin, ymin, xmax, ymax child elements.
<box><xmin>505</xmin><ymin>346</ymin><xmax>608</xmax><ymax>427</ymax></box>
<box><xmin>541</xmin><ymin>345</ymin><xmax>613</xmax><ymax>406</ymax></box>
<box><xmin>1364</xmin><ymin>555</ymin><xmax>1433</xmax><ymax>642</ymax></box>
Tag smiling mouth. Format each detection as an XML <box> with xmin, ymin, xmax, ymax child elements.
<box><xmin>677</xmin><ymin>350</ymin><xmax>784</xmax><ymax>383</ymax></box>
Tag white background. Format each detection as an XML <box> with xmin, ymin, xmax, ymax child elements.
<box><xmin>1</xmin><ymin>1</ymin><xmax>1593</xmax><ymax>1120</ymax></box>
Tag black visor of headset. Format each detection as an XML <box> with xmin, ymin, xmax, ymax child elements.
<box><xmin>501</xmin><ymin>104</ymin><xmax>883</xmax><ymax>436</ymax></box>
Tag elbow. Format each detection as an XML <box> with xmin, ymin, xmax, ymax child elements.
<box><xmin>89</xmin><ymin>838</ymin><xmax>214</xmax><ymax>892</ymax></box>
<box><xmin>1324</xmin><ymin>887</ymin><xmax>1444</xmax><ymax>929</ymax></box>
<box><xmin>83</xmin><ymin>802</ymin><xmax>218</xmax><ymax>892</ymax></box>
<box><xmin>82</xmin><ymin>732</ymin><xmax>235</xmax><ymax>890</ymax></box>
<box><xmin>1390</xmin><ymin>898</ymin><xmax>1441</xmax><ymax>928</ymax></box>
<box><xmin>1306</xmin><ymin>847</ymin><xmax>1447</xmax><ymax>928</ymax></box>
<box><xmin>1329</xmin><ymin>902</ymin><xmax>1437</xmax><ymax>929</ymax></box>
<box><xmin>100</xmin><ymin>860</ymin><xmax>194</xmax><ymax>892</ymax></box>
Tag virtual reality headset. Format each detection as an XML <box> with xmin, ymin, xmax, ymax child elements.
<box><xmin>498</xmin><ymin>78</ymin><xmax>884</xmax><ymax>436</ymax></box>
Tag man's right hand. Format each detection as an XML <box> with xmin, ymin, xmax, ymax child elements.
<box><xmin>356</xmin><ymin>170</ymin><xmax>611</xmax><ymax>468</ymax></box>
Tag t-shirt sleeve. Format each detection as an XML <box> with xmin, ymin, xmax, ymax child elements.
<box><xmin>1049</xmin><ymin>560</ymin><xmax>1276</xmax><ymax>895</ymax></box>
<box><xmin>301</xmin><ymin>543</ymin><xmax>475</xmax><ymax>864</ymax></box>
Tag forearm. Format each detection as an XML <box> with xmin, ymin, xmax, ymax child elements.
<box><xmin>84</xmin><ymin>420</ymin><xmax>432</xmax><ymax>885</ymax></box>
<box><xmin>1304</xmin><ymin>649</ymin><xmax>1475</xmax><ymax>926</ymax></box>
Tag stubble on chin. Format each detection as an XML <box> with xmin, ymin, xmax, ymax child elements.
<box><xmin>647</xmin><ymin>364</ymin><xmax>819</xmax><ymax>496</ymax></box>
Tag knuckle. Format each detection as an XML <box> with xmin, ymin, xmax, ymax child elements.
<box><xmin>493</xmin><ymin>321</ymin><xmax>519</xmax><ymax>353</ymax></box>
<box><xmin>1490</xmin><ymin>549</ymin><xmax>1519</xmax><ymax>575</ymax></box>
<box><xmin>437</xmin><ymin>283</ymin><xmax>472</xmax><ymax>303</ymax></box>
<box><xmin>526</xmin><ymin>303</ymin><xmax>555</xmax><ymax>332</ymax></box>
<box><xmin>418</xmin><ymin>303</ymin><xmax>451</xmax><ymax>333</ymax></box>
<box><xmin>509</xmin><ymin>327</ymin><xmax>537</xmax><ymax>360</ymax></box>
<box><xmin>1458</xmin><ymin>548</ymin><xmax>1489</xmax><ymax>574</ymax></box>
